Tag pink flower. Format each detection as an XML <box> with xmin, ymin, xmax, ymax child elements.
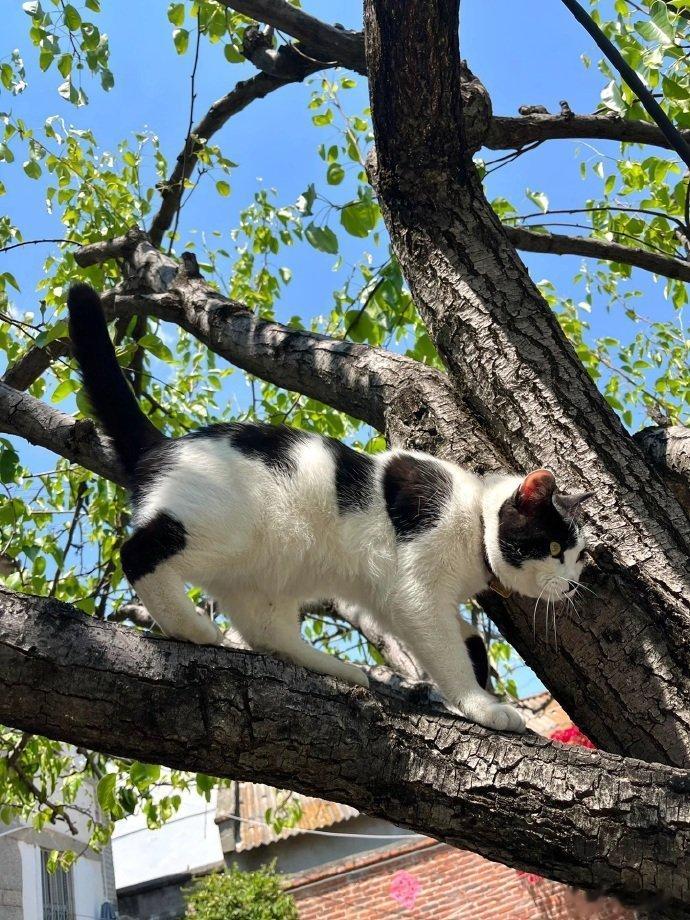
<box><xmin>390</xmin><ymin>870</ymin><xmax>422</xmax><ymax>909</ymax></box>
<box><xmin>516</xmin><ymin>869</ymin><xmax>542</xmax><ymax>885</ymax></box>
<box><xmin>550</xmin><ymin>725</ymin><xmax>596</xmax><ymax>749</ymax></box>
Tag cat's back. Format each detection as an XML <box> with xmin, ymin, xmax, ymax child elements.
<box><xmin>131</xmin><ymin>422</ymin><xmax>378</xmax><ymax>532</ymax></box>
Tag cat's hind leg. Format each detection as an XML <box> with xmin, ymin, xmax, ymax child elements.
<box><xmin>121</xmin><ymin>513</ymin><xmax>222</xmax><ymax>645</ymax></box>
<box><xmin>227</xmin><ymin>598</ymin><xmax>369</xmax><ymax>688</ymax></box>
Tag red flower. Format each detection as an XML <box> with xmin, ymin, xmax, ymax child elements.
<box><xmin>550</xmin><ymin>725</ymin><xmax>596</xmax><ymax>749</ymax></box>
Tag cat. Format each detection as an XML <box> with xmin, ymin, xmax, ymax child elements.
<box><xmin>67</xmin><ymin>283</ymin><xmax>591</xmax><ymax>733</ymax></box>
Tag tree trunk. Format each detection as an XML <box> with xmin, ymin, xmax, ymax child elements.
<box><xmin>364</xmin><ymin>0</ymin><xmax>690</xmax><ymax>767</ymax></box>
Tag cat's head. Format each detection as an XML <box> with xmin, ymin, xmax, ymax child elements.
<box><xmin>483</xmin><ymin>470</ymin><xmax>592</xmax><ymax>601</ymax></box>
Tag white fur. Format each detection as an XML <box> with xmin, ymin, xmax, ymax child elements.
<box><xmin>129</xmin><ymin>438</ymin><xmax>586</xmax><ymax>733</ymax></box>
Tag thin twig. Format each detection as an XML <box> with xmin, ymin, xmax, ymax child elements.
<box><xmin>49</xmin><ymin>481</ymin><xmax>87</xmax><ymax>598</ymax></box>
<box><xmin>559</xmin><ymin>0</ymin><xmax>690</xmax><ymax>170</ymax></box>
<box><xmin>0</xmin><ymin>238</ymin><xmax>80</xmax><ymax>255</ymax></box>
<box><xmin>167</xmin><ymin>9</ymin><xmax>204</xmax><ymax>254</ymax></box>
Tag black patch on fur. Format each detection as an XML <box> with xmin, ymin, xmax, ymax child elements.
<box><xmin>188</xmin><ymin>422</ymin><xmax>307</xmax><ymax>475</ymax></box>
<box><xmin>383</xmin><ymin>454</ymin><xmax>452</xmax><ymax>541</ymax></box>
<box><xmin>121</xmin><ymin>512</ymin><xmax>187</xmax><ymax>585</ymax></box>
<box><xmin>326</xmin><ymin>438</ymin><xmax>375</xmax><ymax>513</ymax></box>
<box><xmin>131</xmin><ymin>440</ymin><xmax>178</xmax><ymax>510</ymax></box>
<box><xmin>466</xmin><ymin>635</ymin><xmax>490</xmax><ymax>689</ymax></box>
<box><xmin>498</xmin><ymin>493</ymin><xmax>577</xmax><ymax>568</ymax></box>
<box><xmin>67</xmin><ymin>283</ymin><xmax>164</xmax><ymax>477</ymax></box>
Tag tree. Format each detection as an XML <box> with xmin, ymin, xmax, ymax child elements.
<box><xmin>1</xmin><ymin>0</ymin><xmax>689</xmax><ymax>913</ymax></box>
<box><xmin>183</xmin><ymin>864</ymin><xmax>298</xmax><ymax>919</ymax></box>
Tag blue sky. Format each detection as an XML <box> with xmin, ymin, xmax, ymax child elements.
<box><xmin>2</xmin><ymin>0</ymin><xmax>675</xmax><ymax>335</ymax></box>
<box><xmin>1</xmin><ymin>1</ymin><xmax>680</xmax><ymax>697</ymax></box>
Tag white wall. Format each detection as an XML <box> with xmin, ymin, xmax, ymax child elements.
<box><xmin>112</xmin><ymin>789</ymin><xmax>223</xmax><ymax>890</ymax></box>
<box><xmin>18</xmin><ymin>842</ymin><xmax>107</xmax><ymax>920</ymax></box>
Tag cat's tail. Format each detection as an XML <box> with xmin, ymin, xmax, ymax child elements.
<box><xmin>67</xmin><ymin>283</ymin><xmax>165</xmax><ymax>476</ymax></box>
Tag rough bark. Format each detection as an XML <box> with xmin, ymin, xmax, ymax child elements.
<box><xmin>0</xmin><ymin>381</ymin><xmax>125</xmax><ymax>485</ymax></box>
<box><xmin>486</xmin><ymin>112</ymin><xmax>690</xmax><ymax>152</ymax></box>
<box><xmin>2</xmin><ymin>338</ymin><xmax>70</xmax><ymax>392</ymax></box>
<box><xmin>219</xmin><ymin>0</ymin><xmax>367</xmax><ymax>74</ymax></box>
<box><xmin>504</xmin><ymin>225</ymin><xmax>690</xmax><ymax>283</ymax></box>
<box><xmin>635</xmin><ymin>426</ymin><xmax>690</xmax><ymax>518</ymax></box>
<box><xmin>2</xmin><ymin>587</ymin><xmax>690</xmax><ymax>915</ymax></box>
<box><xmin>364</xmin><ymin>0</ymin><xmax>690</xmax><ymax>768</ymax></box>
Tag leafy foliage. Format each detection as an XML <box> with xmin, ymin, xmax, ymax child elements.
<box><xmin>0</xmin><ymin>0</ymin><xmax>688</xmax><ymax>866</ymax></box>
<box><xmin>183</xmin><ymin>864</ymin><xmax>298</xmax><ymax>920</ymax></box>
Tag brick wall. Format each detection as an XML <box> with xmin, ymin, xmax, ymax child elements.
<box><xmin>288</xmin><ymin>839</ymin><xmax>633</xmax><ymax>920</ymax></box>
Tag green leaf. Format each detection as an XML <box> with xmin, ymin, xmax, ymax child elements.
<box><xmin>57</xmin><ymin>78</ymin><xmax>78</xmax><ymax>103</ymax></box>
<box><xmin>139</xmin><ymin>333</ymin><xmax>174</xmax><ymax>363</ymax></box>
<box><xmin>23</xmin><ymin>159</ymin><xmax>41</xmax><ymax>179</ymax></box>
<box><xmin>196</xmin><ymin>773</ymin><xmax>215</xmax><ymax>796</ymax></box>
<box><xmin>326</xmin><ymin>163</ymin><xmax>345</xmax><ymax>185</ymax></box>
<box><xmin>635</xmin><ymin>2</ymin><xmax>675</xmax><ymax>44</ymax></box>
<box><xmin>57</xmin><ymin>54</ymin><xmax>73</xmax><ymax>79</ymax></box>
<box><xmin>167</xmin><ymin>2</ymin><xmax>185</xmax><ymax>26</ymax></box>
<box><xmin>601</xmin><ymin>80</ymin><xmax>625</xmax><ymax>115</ymax></box>
<box><xmin>129</xmin><ymin>762</ymin><xmax>161</xmax><ymax>787</ymax></box>
<box><xmin>312</xmin><ymin>109</ymin><xmax>334</xmax><ymax>127</ymax></box>
<box><xmin>526</xmin><ymin>189</ymin><xmax>549</xmax><ymax>213</ymax></box>
<box><xmin>340</xmin><ymin>200</ymin><xmax>378</xmax><ymax>237</ymax></box>
<box><xmin>0</xmin><ymin>444</ymin><xmax>19</xmax><ymax>483</ymax></box>
<box><xmin>224</xmin><ymin>44</ymin><xmax>244</xmax><ymax>64</ymax></box>
<box><xmin>63</xmin><ymin>4</ymin><xmax>81</xmax><ymax>31</ymax></box>
<box><xmin>51</xmin><ymin>379</ymin><xmax>78</xmax><ymax>403</ymax></box>
<box><xmin>296</xmin><ymin>183</ymin><xmax>316</xmax><ymax>216</ymax></box>
<box><xmin>173</xmin><ymin>28</ymin><xmax>189</xmax><ymax>54</ymax></box>
<box><xmin>1</xmin><ymin>271</ymin><xmax>20</xmax><ymax>291</ymax></box>
<box><xmin>215</xmin><ymin>179</ymin><xmax>231</xmax><ymax>197</ymax></box>
<box><xmin>97</xmin><ymin>773</ymin><xmax>117</xmax><ymax>812</ymax></box>
<box><xmin>305</xmin><ymin>223</ymin><xmax>339</xmax><ymax>254</ymax></box>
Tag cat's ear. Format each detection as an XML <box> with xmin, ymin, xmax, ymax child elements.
<box><xmin>552</xmin><ymin>491</ymin><xmax>594</xmax><ymax>517</ymax></box>
<box><xmin>516</xmin><ymin>469</ymin><xmax>556</xmax><ymax>513</ymax></box>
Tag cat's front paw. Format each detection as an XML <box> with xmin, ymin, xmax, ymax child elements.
<box><xmin>457</xmin><ymin>693</ymin><xmax>525</xmax><ymax>733</ymax></box>
<box><xmin>342</xmin><ymin>664</ymin><xmax>370</xmax><ymax>689</ymax></box>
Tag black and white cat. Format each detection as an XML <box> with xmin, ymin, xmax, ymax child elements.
<box><xmin>68</xmin><ymin>283</ymin><xmax>591</xmax><ymax>733</ymax></box>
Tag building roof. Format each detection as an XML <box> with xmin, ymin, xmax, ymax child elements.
<box><xmin>217</xmin><ymin>692</ymin><xmax>569</xmax><ymax>853</ymax></box>
<box><xmin>216</xmin><ymin>782</ymin><xmax>359</xmax><ymax>852</ymax></box>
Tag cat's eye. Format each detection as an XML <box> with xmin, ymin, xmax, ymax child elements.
<box><xmin>549</xmin><ymin>541</ymin><xmax>561</xmax><ymax>557</ymax></box>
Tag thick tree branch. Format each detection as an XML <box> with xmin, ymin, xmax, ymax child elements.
<box><xmin>75</xmin><ymin>231</ymin><xmax>506</xmax><ymax>472</ymax></box>
<box><xmin>486</xmin><ymin>113</ymin><xmax>690</xmax><ymax>153</ymax></box>
<box><xmin>218</xmin><ymin>1</ymin><xmax>366</xmax><ymax>74</ymax></box>
<box><xmin>0</xmin><ymin>381</ymin><xmax>125</xmax><ymax>486</ymax></box>
<box><xmin>2</xmin><ymin>339</ymin><xmax>70</xmax><ymax>392</ymax></box>
<box><xmin>635</xmin><ymin>426</ymin><xmax>690</xmax><ymax>518</ymax></box>
<box><xmin>2</xmin><ymin>588</ymin><xmax>690</xmax><ymax>914</ymax></box>
<box><xmin>504</xmin><ymin>225</ymin><xmax>690</xmax><ymax>282</ymax></box>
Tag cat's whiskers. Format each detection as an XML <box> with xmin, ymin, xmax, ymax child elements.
<box><xmin>566</xmin><ymin>577</ymin><xmax>600</xmax><ymax>601</ymax></box>
<box><xmin>533</xmin><ymin>580</ymin><xmax>551</xmax><ymax>640</ymax></box>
